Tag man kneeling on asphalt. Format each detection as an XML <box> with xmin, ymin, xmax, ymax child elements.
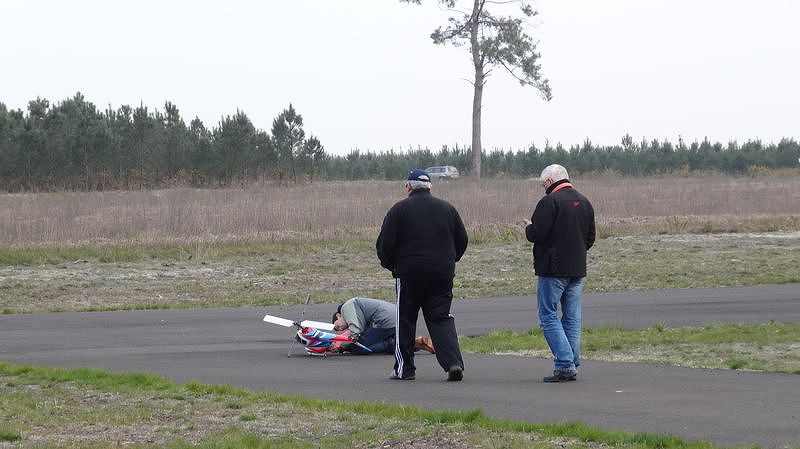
<box><xmin>331</xmin><ymin>297</ymin><xmax>435</xmax><ymax>355</ymax></box>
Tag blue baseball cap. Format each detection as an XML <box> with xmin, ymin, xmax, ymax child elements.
<box><xmin>407</xmin><ymin>169</ymin><xmax>431</xmax><ymax>182</ymax></box>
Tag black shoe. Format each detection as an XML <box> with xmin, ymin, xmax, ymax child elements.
<box><xmin>447</xmin><ymin>365</ymin><xmax>463</xmax><ymax>382</ymax></box>
<box><xmin>543</xmin><ymin>370</ymin><xmax>577</xmax><ymax>383</ymax></box>
<box><xmin>390</xmin><ymin>370</ymin><xmax>415</xmax><ymax>380</ymax></box>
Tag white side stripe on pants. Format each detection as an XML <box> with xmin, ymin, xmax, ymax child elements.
<box><xmin>394</xmin><ymin>278</ymin><xmax>404</xmax><ymax>377</ymax></box>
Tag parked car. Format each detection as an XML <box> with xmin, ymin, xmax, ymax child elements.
<box><xmin>424</xmin><ymin>165</ymin><xmax>460</xmax><ymax>180</ymax></box>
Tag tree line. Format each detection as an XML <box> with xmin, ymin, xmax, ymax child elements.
<box><xmin>0</xmin><ymin>93</ymin><xmax>323</xmax><ymax>191</ymax></box>
<box><xmin>1</xmin><ymin>94</ymin><xmax>798</xmax><ymax>192</ymax></box>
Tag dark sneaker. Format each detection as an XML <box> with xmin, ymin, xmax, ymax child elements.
<box><xmin>390</xmin><ymin>370</ymin><xmax>415</xmax><ymax>380</ymax></box>
<box><xmin>543</xmin><ymin>370</ymin><xmax>577</xmax><ymax>383</ymax></box>
<box><xmin>447</xmin><ymin>365</ymin><xmax>463</xmax><ymax>382</ymax></box>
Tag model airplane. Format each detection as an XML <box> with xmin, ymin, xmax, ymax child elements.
<box><xmin>263</xmin><ymin>313</ymin><xmax>371</xmax><ymax>355</ymax></box>
<box><xmin>262</xmin><ymin>294</ymin><xmax>371</xmax><ymax>356</ymax></box>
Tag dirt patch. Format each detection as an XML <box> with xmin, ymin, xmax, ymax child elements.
<box><xmin>1</xmin><ymin>232</ymin><xmax>798</xmax><ymax>313</ymax></box>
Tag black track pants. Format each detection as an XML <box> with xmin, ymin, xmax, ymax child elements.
<box><xmin>393</xmin><ymin>277</ymin><xmax>464</xmax><ymax>378</ymax></box>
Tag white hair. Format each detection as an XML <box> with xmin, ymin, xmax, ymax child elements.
<box><xmin>539</xmin><ymin>164</ymin><xmax>569</xmax><ymax>182</ymax></box>
<box><xmin>407</xmin><ymin>180</ymin><xmax>431</xmax><ymax>191</ymax></box>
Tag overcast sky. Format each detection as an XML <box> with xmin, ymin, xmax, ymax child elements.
<box><xmin>3</xmin><ymin>0</ymin><xmax>798</xmax><ymax>155</ymax></box>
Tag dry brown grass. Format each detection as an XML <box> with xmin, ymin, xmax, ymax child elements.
<box><xmin>2</xmin><ymin>174</ymin><xmax>799</xmax><ymax>248</ymax></box>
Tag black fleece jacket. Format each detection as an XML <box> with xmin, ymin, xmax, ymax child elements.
<box><xmin>525</xmin><ymin>180</ymin><xmax>596</xmax><ymax>277</ymax></box>
<box><xmin>376</xmin><ymin>189</ymin><xmax>468</xmax><ymax>279</ymax></box>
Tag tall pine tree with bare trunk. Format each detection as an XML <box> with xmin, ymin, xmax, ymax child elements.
<box><xmin>401</xmin><ymin>0</ymin><xmax>551</xmax><ymax>179</ymax></box>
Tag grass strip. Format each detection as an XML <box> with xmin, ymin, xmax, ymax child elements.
<box><xmin>0</xmin><ymin>360</ymin><xmax>734</xmax><ymax>449</ymax></box>
<box><xmin>0</xmin><ymin>240</ymin><xmax>356</xmax><ymax>266</ymax></box>
<box><xmin>461</xmin><ymin>321</ymin><xmax>800</xmax><ymax>374</ymax></box>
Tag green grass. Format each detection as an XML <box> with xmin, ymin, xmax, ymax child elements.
<box><xmin>0</xmin><ymin>360</ymin><xmax>738</xmax><ymax>449</ymax></box>
<box><xmin>0</xmin><ymin>425</ymin><xmax>21</xmax><ymax>442</ymax></box>
<box><xmin>3</xmin><ymin>363</ymin><xmax>174</xmax><ymax>392</ymax></box>
<box><xmin>461</xmin><ymin>321</ymin><xmax>800</xmax><ymax>374</ymax></box>
<box><xmin>0</xmin><ymin>241</ymin><xmax>332</xmax><ymax>266</ymax></box>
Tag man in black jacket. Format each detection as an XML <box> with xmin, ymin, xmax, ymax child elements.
<box><xmin>524</xmin><ymin>164</ymin><xmax>595</xmax><ymax>382</ymax></box>
<box><xmin>377</xmin><ymin>169</ymin><xmax>468</xmax><ymax>381</ymax></box>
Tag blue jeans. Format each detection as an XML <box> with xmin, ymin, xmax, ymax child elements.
<box><xmin>351</xmin><ymin>327</ymin><xmax>395</xmax><ymax>355</ymax></box>
<box><xmin>537</xmin><ymin>276</ymin><xmax>584</xmax><ymax>372</ymax></box>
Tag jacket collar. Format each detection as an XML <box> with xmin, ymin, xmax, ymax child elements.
<box><xmin>546</xmin><ymin>179</ymin><xmax>572</xmax><ymax>195</ymax></box>
<box><xmin>409</xmin><ymin>188</ymin><xmax>431</xmax><ymax>197</ymax></box>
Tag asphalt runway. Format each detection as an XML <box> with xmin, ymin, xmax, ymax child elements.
<box><xmin>2</xmin><ymin>284</ymin><xmax>799</xmax><ymax>448</ymax></box>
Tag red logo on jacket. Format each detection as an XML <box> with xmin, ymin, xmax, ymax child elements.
<box><xmin>572</xmin><ymin>201</ymin><xmax>581</xmax><ymax>207</ymax></box>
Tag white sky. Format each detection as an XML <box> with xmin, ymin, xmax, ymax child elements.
<box><xmin>3</xmin><ymin>0</ymin><xmax>799</xmax><ymax>155</ymax></box>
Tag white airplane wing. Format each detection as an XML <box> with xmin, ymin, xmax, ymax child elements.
<box><xmin>262</xmin><ymin>314</ymin><xmax>295</xmax><ymax>327</ymax></box>
<box><xmin>263</xmin><ymin>314</ymin><xmax>335</xmax><ymax>331</ymax></box>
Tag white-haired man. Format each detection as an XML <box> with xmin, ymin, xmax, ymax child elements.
<box><xmin>377</xmin><ymin>169</ymin><xmax>468</xmax><ymax>381</ymax></box>
<box><xmin>524</xmin><ymin>164</ymin><xmax>595</xmax><ymax>382</ymax></box>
